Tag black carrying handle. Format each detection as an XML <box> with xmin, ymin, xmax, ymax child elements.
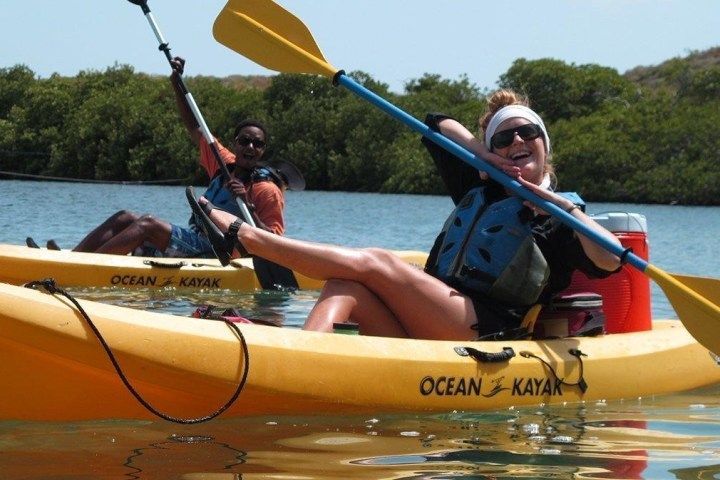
<box><xmin>143</xmin><ymin>259</ymin><xmax>186</xmax><ymax>269</ymax></box>
<box><xmin>455</xmin><ymin>346</ymin><xmax>516</xmax><ymax>363</ymax></box>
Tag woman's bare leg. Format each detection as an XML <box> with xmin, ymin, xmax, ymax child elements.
<box><xmin>204</xmin><ymin>203</ymin><xmax>479</xmax><ymax>340</ymax></box>
<box><xmin>306</xmin><ymin>279</ymin><xmax>409</xmax><ymax>337</ymax></box>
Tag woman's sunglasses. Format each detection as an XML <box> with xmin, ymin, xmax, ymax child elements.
<box><xmin>490</xmin><ymin>123</ymin><xmax>543</xmax><ymax>150</ymax></box>
<box><xmin>236</xmin><ymin>135</ymin><xmax>267</xmax><ymax>149</ymax></box>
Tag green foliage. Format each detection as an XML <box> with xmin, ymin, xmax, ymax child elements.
<box><xmin>0</xmin><ymin>65</ymin><xmax>36</xmax><ymax>119</ymax></box>
<box><xmin>263</xmin><ymin>73</ymin><xmax>346</xmax><ymax>188</ymax></box>
<box><xmin>552</xmin><ymin>92</ymin><xmax>720</xmax><ymax>204</ymax></box>
<box><xmin>1</xmin><ymin>46</ymin><xmax>719</xmax><ymax>204</ymax></box>
<box><xmin>499</xmin><ymin>58</ymin><xmax>636</xmax><ymax>123</ymax></box>
<box><xmin>382</xmin><ymin>131</ymin><xmax>444</xmax><ymax>194</ymax></box>
<box><xmin>401</xmin><ymin>74</ymin><xmax>485</xmax><ymax>128</ymax></box>
<box><xmin>678</xmin><ymin>66</ymin><xmax>720</xmax><ymax>101</ymax></box>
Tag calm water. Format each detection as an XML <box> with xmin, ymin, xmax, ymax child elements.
<box><xmin>2</xmin><ymin>179</ymin><xmax>720</xmax><ymax>479</ymax></box>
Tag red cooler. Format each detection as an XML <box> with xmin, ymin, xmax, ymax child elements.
<box><xmin>563</xmin><ymin>212</ymin><xmax>652</xmax><ymax>333</ymax></box>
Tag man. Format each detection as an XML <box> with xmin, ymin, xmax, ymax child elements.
<box><xmin>60</xmin><ymin>57</ymin><xmax>302</xmax><ymax>257</ymax></box>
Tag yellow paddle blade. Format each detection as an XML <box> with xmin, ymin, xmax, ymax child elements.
<box><xmin>646</xmin><ymin>266</ymin><xmax>720</xmax><ymax>355</ymax></box>
<box><xmin>213</xmin><ymin>0</ymin><xmax>338</xmax><ymax>78</ymax></box>
<box><xmin>670</xmin><ymin>273</ymin><xmax>720</xmax><ymax>355</ymax></box>
<box><xmin>672</xmin><ymin>273</ymin><xmax>720</xmax><ymax>305</ymax></box>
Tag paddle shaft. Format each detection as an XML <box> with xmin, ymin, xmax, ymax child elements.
<box><xmin>334</xmin><ymin>73</ymin><xmax>647</xmax><ymax>272</ymax></box>
<box><xmin>131</xmin><ymin>0</ymin><xmax>256</xmax><ymax>227</ymax></box>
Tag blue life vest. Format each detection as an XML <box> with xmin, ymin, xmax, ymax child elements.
<box><xmin>189</xmin><ymin>166</ymin><xmax>283</xmax><ymax>232</ymax></box>
<box><xmin>201</xmin><ymin>174</ymin><xmax>244</xmax><ymax>218</ymax></box>
<box><xmin>250</xmin><ymin>165</ymin><xmax>285</xmax><ymax>186</ymax></box>
<box><xmin>432</xmin><ymin>186</ymin><xmax>583</xmax><ymax>306</ymax></box>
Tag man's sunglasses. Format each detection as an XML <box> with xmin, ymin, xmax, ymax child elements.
<box><xmin>490</xmin><ymin>123</ymin><xmax>543</xmax><ymax>150</ymax></box>
<box><xmin>236</xmin><ymin>135</ymin><xmax>267</xmax><ymax>149</ymax></box>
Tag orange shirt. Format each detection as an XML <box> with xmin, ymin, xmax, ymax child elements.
<box><xmin>198</xmin><ymin>137</ymin><xmax>285</xmax><ymax>235</ymax></box>
<box><xmin>247</xmin><ymin>181</ymin><xmax>285</xmax><ymax>235</ymax></box>
<box><xmin>198</xmin><ymin>136</ymin><xmax>236</xmax><ymax>179</ymax></box>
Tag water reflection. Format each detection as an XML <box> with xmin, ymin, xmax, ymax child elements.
<box><xmin>123</xmin><ymin>434</ymin><xmax>247</xmax><ymax>479</ymax></box>
<box><xmin>351</xmin><ymin>409</ymin><xmax>650</xmax><ymax>479</ymax></box>
<box><xmin>2</xmin><ymin>391</ymin><xmax>720</xmax><ymax>479</ymax></box>
<box><xmin>670</xmin><ymin>463</ymin><xmax>720</xmax><ymax>480</ymax></box>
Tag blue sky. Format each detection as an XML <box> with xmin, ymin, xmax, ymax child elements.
<box><xmin>2</xmin><ymin>1</ymin><xmax>718</xmax><ymax>93</ymax></box>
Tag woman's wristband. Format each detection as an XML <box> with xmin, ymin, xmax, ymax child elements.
<box><xmin>566</xmin><ymin>204</ymin><xmax>581</xmax><ymax>214</ymax></box>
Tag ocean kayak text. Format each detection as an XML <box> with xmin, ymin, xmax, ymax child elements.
<box><xmin>419</xmin><ymin>375</ymin><xmax>563</xmax><ymax>397</ymax></box>
<box><xmin>110</xmin><ymin>275</ymin><xmax>221</xmax><ymax>288</ymax></box>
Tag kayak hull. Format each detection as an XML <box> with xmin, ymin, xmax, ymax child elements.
<box><xmin>2</xmin><ymin>282</ymin><xmax>719</xmax><ymax>421</ymax></box>
<box><xmin>0</xmin><ymin>243</ymin><xmax>428</xmax><ymax>291</ymax></box>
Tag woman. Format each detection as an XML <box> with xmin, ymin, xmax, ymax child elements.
<box><xmin>188</xmin><ymin>89</ymin><xmax>621</xmax><ymax>340</ymax></box>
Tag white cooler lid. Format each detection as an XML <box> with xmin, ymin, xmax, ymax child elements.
<box><xmin>589</xmin><ymin>212</ymin><xmax>647</xmax><ymax>233</ymax></box>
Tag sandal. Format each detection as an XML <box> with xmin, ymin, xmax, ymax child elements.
<box><xmin>185</xmin><ymin>186</ymin><xmax>246</xmax><ymax>266</ymax></box>
<box><xmin>26</xmin><ymin>237</ymin><xmax>40</xmax><ymax>249</ymax></box>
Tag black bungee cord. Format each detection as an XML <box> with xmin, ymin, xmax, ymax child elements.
<box><xmin>24</xmin><ymin>278</ymin><xmax>249</xmax><ymax>424</ymax></box>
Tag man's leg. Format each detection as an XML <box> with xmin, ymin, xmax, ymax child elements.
<box><xmin>94</xmin><ymin>215</ymin><xmax>172</xmax><ymax>255</ymax></box>
<box><xmin>74</xmin><ymin>210</ymin><xmax>140</xmax><ymax>252</ymax></box>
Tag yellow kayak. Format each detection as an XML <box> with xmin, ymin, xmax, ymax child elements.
<box><xmin>1</xmin><ymin>281</ymin><xmax>718</xmax><ymax>421</ymax></box>
<box><xmin>0</xmin><ymin>243</ymin><xmax>428</xmax><ymax>291</ymax></box>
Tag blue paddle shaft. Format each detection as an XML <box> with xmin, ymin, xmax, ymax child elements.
<box><xmin>336</xmin><ymin>74</ymin><xmax>648</xmax><ymax>272</ymax></box>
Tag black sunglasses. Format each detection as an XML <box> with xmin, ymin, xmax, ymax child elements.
<box><xmin>236</xmin><ymin>135</ymin><xmax>267</xmax><ymax>149</ymax></box>
<box><xmin>490</xmin><ymin>123</ymin><xmax>543</xmax><ymax>150</ymax></box>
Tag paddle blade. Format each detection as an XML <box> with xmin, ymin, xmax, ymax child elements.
<box><xmin>252</xmin><ymin>256</ymin><xmax>299</xmax><ymax>291</ymax></box>
<box><xmin>669</xmin><ymin>273</ymin><xmax>720</xmax><ymax>355</ymax></box>
<box><xmin>213</xmin><ymin>0</ymin><xmax>337</xmax><ymax>78</ymax></box>
<box><xmin>672</xmin><ymin>273</ymin><xmax>720</xmax><ymax>305</ymax></box>
<box><xmin>648</xmin><ymin>267</ymin><xmax>720</xmax><ymax>355</ymax></box>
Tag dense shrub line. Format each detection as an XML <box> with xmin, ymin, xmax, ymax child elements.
<box><xmin>1</xmin><ymin>53</ymin><xmax>719</xmax><ymax>204</ymax></box>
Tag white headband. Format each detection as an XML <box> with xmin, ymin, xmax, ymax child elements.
<box><xmin>484</xmin><ymin>105</ymin><xmax>550</xmax><ymax>154</ymax></box>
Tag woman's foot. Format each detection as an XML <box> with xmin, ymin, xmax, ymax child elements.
<box><xmin>185</xmin><ymin>186</ymin><xmax>246</xmax><ymax>265</ymax></box>
<box><xmin>197</xmin><ymin>197</ymin><xmax>243</xmax><ymax>232</ymax></box>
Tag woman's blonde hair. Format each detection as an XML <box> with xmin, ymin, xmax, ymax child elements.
<box><xmin>478</xmin><ymin>89</ymin><xmax>555</xmax><ymax>182</ymax></box>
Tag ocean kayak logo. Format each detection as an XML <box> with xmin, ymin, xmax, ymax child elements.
<box><xmin>419</xmin><ymin>375</ymin><xmax>563</xmax><ymax>397</ymax></box>
<box><xmin>109</xmin><ymin>274</ymin><xmax>221</xmax><ymax>288</ymax></box>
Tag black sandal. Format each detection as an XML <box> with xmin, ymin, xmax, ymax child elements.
<box><xmin>185</xmin><ymin>186</ymin><xmax>245</xmax><ymax>266</ymax></box>
<box><xmin>26</xmin><ymin>237</ymin><xmax>40</xmax><ymax>249</ymax></box>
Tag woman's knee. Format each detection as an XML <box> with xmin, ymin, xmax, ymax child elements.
<box><xmin>355</xmin><ymin>248</ymin><xmax>404</xmax><ymax>279</ymax></box>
